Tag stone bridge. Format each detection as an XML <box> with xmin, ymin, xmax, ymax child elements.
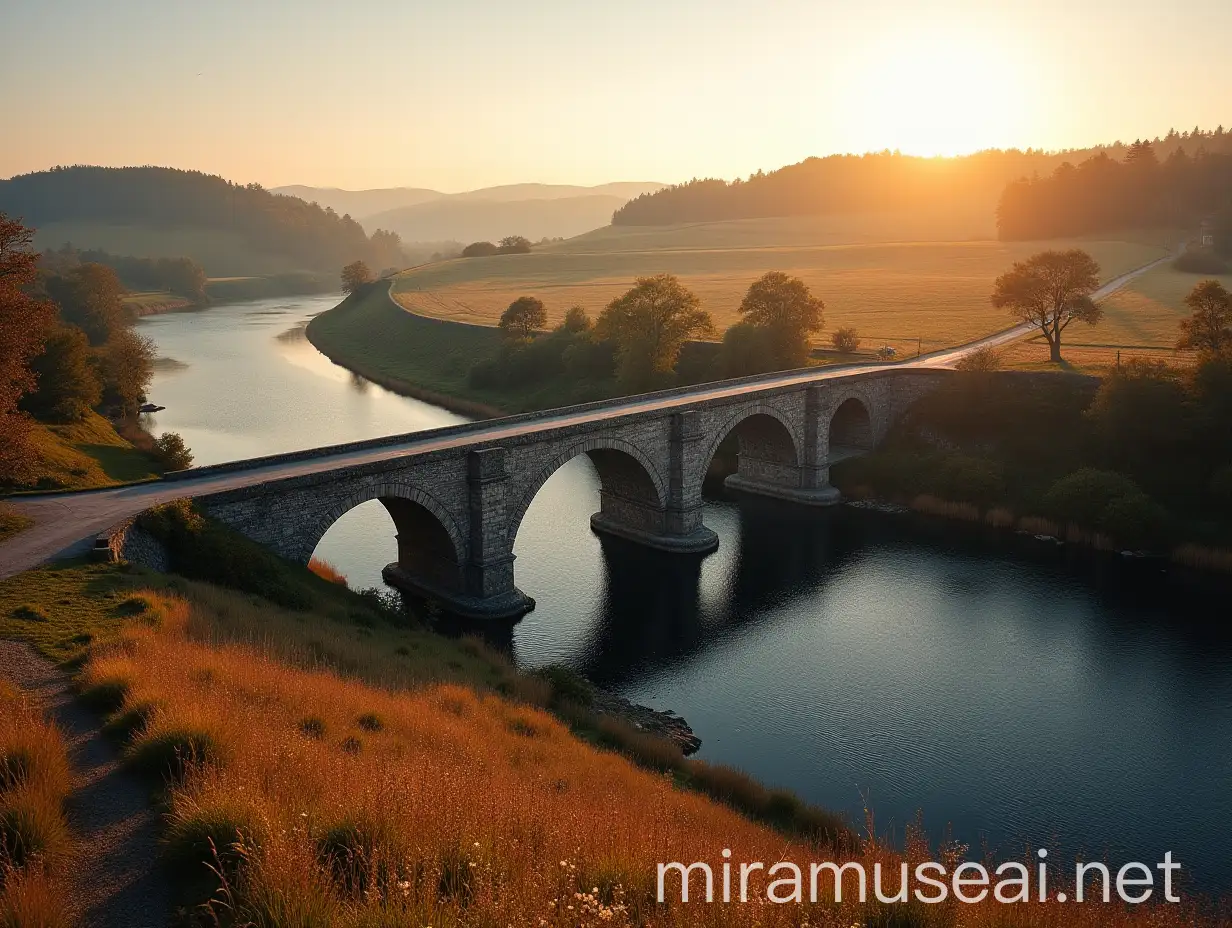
<box><xmin>193</xmin><ymin>367</ymin><xmax>945</xmax><ymax>618</ymax></box>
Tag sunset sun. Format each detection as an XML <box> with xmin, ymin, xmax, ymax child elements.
<box><xmin>842</xmin><ymin>30</ymin><xmax>1031</xmax><ymax>156</ymax></box>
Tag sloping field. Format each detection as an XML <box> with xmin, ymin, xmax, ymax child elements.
<box><xmin>1093</xmin><ymin>263</ymin><xmax>1232</xmax><ymax>348</ymax></box>
<box><xmin>392</xmin><ymin>228</ymin><xmax>1166</xmax><ymax>348</ymax></box>
<box><xmin>30</xmin><ymin>221</ymin><xmax>306</xmax><ymax>277</ymax></box>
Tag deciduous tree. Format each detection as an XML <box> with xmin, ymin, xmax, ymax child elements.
<box><xmin>0</xmin><ymin>214</ymin><xmax>55</xmax><ymax>482</ymax></box>
<box><xmin>23</xmin><ymin>325</ymin><xmax>101</xmax><ymax>422</ymax></box>
<box><xmin>341</xmin><ymin>260</ymin><xmax>373</xmax><ymax>295</ymax></box>
<box><xmin>596</xmin><ymin>274</ymin><xmax>714</xmax><ymax>389</ymax></box>
<box><xmin>98</xmin><ymin>326</ymin><xmax>155</xmax><ymax>416</ymax></box>
<box><xmin>990</xmin><ymin>249</ymin><xmax>1102</xmax><ymax>362</ymax></box>
<box><xmin>736</xmin><ymin>271</ymin><xmax>824</xmax><ymax>369</ymax></box>
<box><xmin>1177</xmin><ymin>279</ymin><xmax>1232</xmax><ymax>353</ymax></box>
<box><xmin>45</xmin><ymin>262</ymin><xmax>128</xmax><ymax>345</ymax></box>
<box><xmin>499</xmin><ymin>296</ymin><xmax>547</xmax><ymax>342</ymax></box>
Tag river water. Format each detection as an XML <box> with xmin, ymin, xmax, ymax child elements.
<box><xmin>139</xmin><ymin>295</ymin><xmax>1232</xmax><ymax>893</ymax></box>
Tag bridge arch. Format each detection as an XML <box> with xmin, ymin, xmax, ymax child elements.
<box><xmin>828</xmin><ymin>394</ymin><xmax>874</xmax><ymax>457</ymax></box>
<box><xmin>298</xmin><ymin>480</ymin><xmax>467</xmax><ymax>593</ymax></box>
<box><xmin>699</xmin><ymin>403</ymin><xmax>803</xmax><ymax>485</ymax></box>
<box><xmin>506</xmin><ymin>437</ymin><xmax>668</xmax><ymax>547</ymax></box>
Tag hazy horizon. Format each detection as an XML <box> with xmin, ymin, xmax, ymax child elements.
<box><xmin>4</xmin><ymin>0</ymin><xmax>1231</xmax><ymax>191</ymax></box>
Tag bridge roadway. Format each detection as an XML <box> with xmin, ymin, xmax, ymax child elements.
<box><xmin>0</xmin><ymin>251</ymin><xmax>1173</xmax><ymax>591</ymax></box>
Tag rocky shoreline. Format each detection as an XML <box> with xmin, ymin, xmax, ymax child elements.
<box><xmin>588</xmin><ymin>686</ymin><xmax>702</xmax><ymax>755</ymax></box>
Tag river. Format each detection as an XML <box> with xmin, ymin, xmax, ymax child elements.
<box><xmin>138</xmin><ymin>294</ymin><xmax>1232</xmax><ymax>893</ymax></box>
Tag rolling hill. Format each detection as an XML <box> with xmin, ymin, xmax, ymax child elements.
<box><xmin>273</xmin><ymin>181</ymin><xmax>667</xmax><ymax>244</ymax></box>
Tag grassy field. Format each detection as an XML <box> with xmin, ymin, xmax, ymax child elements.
<box><xmin>3</xmin><ymin>412</ymin><xmax>159</xmax><ymax>493</ymax></box>
<box><xmin>120</xmin><ymin>290</ymin><xmax>194</xmax><ymax>315</ymax></box>
<box><xmin>392</xmin><ymin>233</ymin><xmax>1166</xmax><ymax>348</ymax></box>
<box><xmin>30</xmin><ymin>220</ymin><xmax>308</xmax><ymax>278</ymax></box>
<box><xmin>0</xmin><ymin>549</ymin><xmax>1212</xmax><ymax>926</ymax></box>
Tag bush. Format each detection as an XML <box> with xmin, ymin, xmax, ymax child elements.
<box><xmin>150</xmin><ymin>432</ymin><xmax>193</xmax><ymax>471</ymax></box>
<box><xmin>831</xmin><ymin>327</ymin><xmax>860</xmax><ymax>353</ymax></box>
<box><xmin>125</xmin><ymin>727</ymin><xmax>225</xmax><ymax>786</ymax></box>
<box><xmin>461</xmin><ymin>241</ymin><xmax>498</xmax><ymax>258</ymax></box>
<box><xmin>1098</xmin><ymin>493</ymin><xmax>1168</xmax><ymax>548</ymax></box>
<box><xmin>927</xmin><ymin>454</ymin><xmax>1005</xmax><ymax>506</ymax></box>
<box><xmin>533</xmin><ymin>665</ymin><xmax>593</xmax><ymax>708</ymax></box>
<box><xmin>137</xmin><ymin>500</ymin><xmax>312</xmax><ymax>609</ymax></box>
<box><xmin>1041</xmin><ymin>468</ymin><xmax>1143</xmax><ymax>528</ymax></box>
<box><xmin>1173</xmin><ymin>249</ymin><xmax>1231</xmax><ymax>274</ymax></box>
<box><xmin>719</xmin><ymin>323</ymin><xmax>776</xmax><ymax>377</ymax></box>
<box><xmin>955</xmin><ymin>345</ymin><xmax>1003</xmax><ymax>372</ymax></box>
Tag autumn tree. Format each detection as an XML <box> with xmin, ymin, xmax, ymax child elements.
<box><xmin>559</xmin><ymin>306</ymin><xmax>591</xmax><ymax>334</ymax></box>
<box><xmin>499</xmin><ymin>296</ymin><xmax>547</xmax><ymax>342</ymax></box>
<box><xmin>22</xmin><ymin>325</ymin><xmax>101</xmax><ymax>422</ymax></box>
<box><xmin>735</xmin><ymin>271</ymin><xmax>824</xmax><ymax>369</ymax></box>
<box><xmin>596</xmin><ymin>274</ymin><xmax>714</xmax><ymax>389</ymax></box>
<box><xmin>497</xmin><ymin>236</ymin><xmax>533</xmax><ymax>254</ymax></box>
<box><xmin>990</xmin><ymin>249</ymin><xmax>1102</xmax><ymax>362</ymax></box>
<box><xmin>45</xmin><ymin>262</ymin><xmax>128</xmax><ymax>345</ymax></box>
<box><xmin>1177</xmin><ymin>279</ymin><xmax>1232</xmax><ymax>353</ymax></box>
<box><xmin>98</xmin><ymin>326</ymin><xmax>155</xmax><ymax>416</ymax></box>
<box><xmin>341</xmin><ymin>260</ymin><xmax>373</xmax><ymax>295</ymax></box>
<box><xmin>0</xmin><ymin>214</ymin><xmax>55</xmax><ymax>482</ymax></box>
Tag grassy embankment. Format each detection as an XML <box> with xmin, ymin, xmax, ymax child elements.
<box><xmin>307</xmin><ymin>217</ymin><xmax>1168</xmax><ymax>413</ymax></box>
<box><xmin>0</xmin><ymin>682</ymin><xmax>74</xmax><ymax>926</ymax></box>
<box><xmin>2</xmin><ymin>412</ymin><xmax>160</xmax><ymax>494</ymax></box>
<box><xmin>0</xmin><ymin>510</ymin><xmax>1216</xmax><ymax>926</ymax></box>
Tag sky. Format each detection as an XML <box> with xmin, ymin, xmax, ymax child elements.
<box><xmin>3</xmin><ymin>0</ymin><xmax>1230</xmax><ymax>192</ymax></box>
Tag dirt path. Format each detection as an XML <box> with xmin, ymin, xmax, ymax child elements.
<box><xmin>0</xmin><ymin>640</ymin><xmax>169</xmax><ymax>928</ymax></box>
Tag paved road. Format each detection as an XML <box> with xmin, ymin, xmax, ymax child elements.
<box><xmin>0</xmin><ymin>252</ymin><xmax>1171</xmax><ymax>581</ymax></box>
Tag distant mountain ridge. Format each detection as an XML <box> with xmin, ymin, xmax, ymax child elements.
<box><xmin>271</xmin><ymin>181</ymin><xmax>666</xmax><ymax>244</ymax></box>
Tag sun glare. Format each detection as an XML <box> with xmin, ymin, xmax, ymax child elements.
<box><xmin>839</xmin><ymin>29</ymin><xmax>1031</xmax><ymax>157</ymax></box>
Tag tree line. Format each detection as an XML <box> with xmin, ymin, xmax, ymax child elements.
<box><xmin>996</xmin><ymin>135</ymin><xmax>1232</xmax><ymax>242</ymax></box>
<box><xmin>0</xmin><ymin>213</ymin><xmax>191</xmax><ymax>485</ymax></box>
<box><xmin>609</xmin><ymin>129</ymin><xmax>1232</xmax><ymax>226</ymax></box>
<box><xmin>0</xmin><ymin>166</ymin><xmax>410</xmax><ymax>274</ymax></box>
<box><xmin>40</xmin><ymin>243</ymin><xmax>208</xmax><ymax>303</ymax></box>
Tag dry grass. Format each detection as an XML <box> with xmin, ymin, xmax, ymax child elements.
<box><xmin>0</xmin><ymin>682</ymin><xmax>73</xmax><ymax>927</ymax></box>
<box><xmin>307</xmin><ymin>558</ymin><xmax>348</xmax><ymax>586</ymax></box>
<box><xmin>1172</xmin><ymin>544</ymin><xmax>1232</xmax><ymax>573</ymax></box>
<box><xmin>1018</xmin><ymin>516</ymin><xmax>1062</xmax><ymax>537</ymax></box>
<box><xmin>985</xmin><ymin>507</ymin><xmax>1016</xmax><ymax>529</ymax></box>
<box><xmin>999</xmin><ymin>336</ymin><xmax>1199</xmax><ymax>375</ymax></box>
<box><xmin>909</xmin><ymin>495</ymin><xmax>981</xmax><ymax>522</ymax></box>
<box><xmin>392</xmin><ymin>235</ymin><xmax>1165</xmax><ymax>348</ymax></box>
<box><xmin>68</xmin><ymin>585</ymin><xmax>1217</xmax><ymax>926</ymax></box>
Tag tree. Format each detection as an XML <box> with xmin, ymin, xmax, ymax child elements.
<box><xmin>831</xmin><ymin>327</ymin><xmax>860</xmax><ymax>354</ymax></box>
<box><xmin>1177</xmin><ymin>279</ymin><xmax>1232</xmax><ymax>352</ymax></box>
<box><xmin>341</xmin><ymin>260</ymin><xmax>373</xmax><ymax>295</ymax></box>
<box><xmin>559</xmin><ymin>306</ymin><xmax>591</xmax><ymax>334</ymax></box>
<box><xmin>595</xmin><ymin>274</ymin><xmax>714</xmax><ymax>389</ymax></box>
<box><xmin>497</xmin><ymin>236</ymin><xmax>532</xmax><ymax>254</ymax></box>
<box><xmin>151</xmin><ymin>432</ymin><xmax>193</xmax><ymax>471</ymax></box>
<box><xmin>498</xmin><ymin>296</ymin><xmax>546</xmax><ymax>342</ymax></box>
<box><xmin>990</xmin><ymin>249</ymin><xmax>1102</xmax><ymax>362</ymax></box>
<box><xmin>0</xmin><ymin>214</ymin><xmax>56</xmax><ymax>482</ymax></box>
<box><xmin>462</xmin><ymin>241</ymin><xmax>498</xmax><ymax>258</ymax></box>
<box><xmin>22</xmin><ymin>325</ymin><xmax>101</xmax><ymax>422</ymax></box>
<box><xmin>736</xmin><ymin>271</ymin><xmax>824</xmax><ymax>369</ymax></box>
<box><xmin>97</xmin><ymin>326</ymin><xmax>155</xmax><ymax>416</ymax></box>
<box><xmin>45</xmin><ymin>262</ymin><xmax>127</xmax><ymax>345</ymax></box>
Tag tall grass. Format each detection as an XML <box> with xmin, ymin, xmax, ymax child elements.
<box><xmin>1172</xmin><ymin>543</ymin><xmax>1232</xmax><ymax>573</ymax></box>
<box><xmin>0</xmin><ymin>683</ymin><xmax>73</xmax><ymax>927</ymax></box>
<box><xmin>74</xmin><ymin>588</ymin><xmax>1216</xmax><ymax>926</ymax></box>
<box><xmin>307</xmin><ymin>558</ymin><xmax>347</xmax><ymax>586</ymax></box>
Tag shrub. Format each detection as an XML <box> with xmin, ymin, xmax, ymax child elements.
<box><xmin>150</xmin><ymin>432</ymin><xmax>193</xmax><ymax>471</ymax></box>
<box><xmin>831</xmin><ymin>327</ymin><xmax>860</xmax><ymax>354</ymax></box>
<box><xmin>102</xmin><ymin>702</ymin><xmax>159</xmax><ymax>744</ymax></box>
<box><xmin>1041</xmin><ymin>469</ymin><xmax>1143</xmax><ymax>528</ymax></box>
<box><xmin>164</xmin><ymin>806</ymin><xmax>260</xmax><ymax>885</ymax></box>
<box><xmin>356</xmin><ymin>713</ymin><xmax>384</xmax><ymax>733</ymax></box>
<box><xmin>1098</xmin><ymin>493</ymin><xmax>1168</xmax><ymax>549</ymax></box>
<box><xmin>125</xmin><ymin>727</ymin><xmax>224</xmax><ymax>786</ymax></box>
<box><xmin>533</xmin><ymin>664</ymin><xmax>594</xmax><ymax>708</ymax></box>
<box><xmin>1173</xmin><ymin>249</ymin><xmax>1231</xmax><ymax>274</ymax></box>
<box><xmin>299</xmin><ymin>716</ymin><xmax>326</xmax><ymax>739</ymax></box>
<box><xmin>461</xmin><ymin>241</ymin><xmax>498</xmax><ymax>258</ymax></box>
<box><xmin>955</xmin><ymin>345</ymin><xmax>1002</xmax><ymax>372</ymax></box>
<box><xmin>927</xmin><ymin>454</ymin><xmax>1005</xmax><ymax>506</ymax></box>
<box><xmin>77</xmin><ymin>676</ymin><xmax>131</xmax><ymax>713</ymax></box>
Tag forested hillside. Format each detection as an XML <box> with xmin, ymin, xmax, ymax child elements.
<box><xmin>611</xmin><ymin>128</ymin><xmax>1231</xmax><ymax>228</ymax></box>
<box><xmin>0</xmin><ymin>166</ymin><xmax>408</xmax><ymax>275</ymax></box>
<box><xmin>996</xmin><ymin>133</ymin><xmax>1232</xmax><ymax>242</ymax></box>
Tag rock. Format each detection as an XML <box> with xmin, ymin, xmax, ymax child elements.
<box><xmin>587</xmin><ymin>686</ymin><xmax>702</xmax><ymax>755</ymax></box>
